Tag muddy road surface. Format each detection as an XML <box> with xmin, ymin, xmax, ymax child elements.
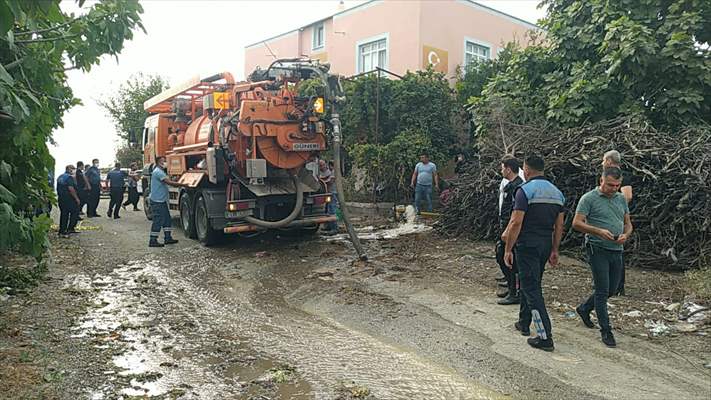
<box><xmin>1</xmin><ymin>199</ymin><xmax>709</xmax><ymax>399</ymax></box>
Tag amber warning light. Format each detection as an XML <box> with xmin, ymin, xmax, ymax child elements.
<box><xmin>313</xmin><ymin>97</ymin><xmax>325</xmax><ymax>114</ymax></box>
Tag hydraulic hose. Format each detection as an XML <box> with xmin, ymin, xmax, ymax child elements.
<box><xmin>331</xmin><ymin>113</ymin><xmax>367</xmax><ymax>261</ymax></box>
<box><xmin>244</xmin><ymin>176</ymin><xmax>304</xmax><ymax>228</ymax></box>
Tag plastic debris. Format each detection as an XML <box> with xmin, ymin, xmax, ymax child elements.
<box><xmin>644</xmin><ymin>320</ymin><xmax>671</xmax><ymax>336</ymax></box>
<box><xmin>623</xmin><ymin>310</ymin><xmax>644</xmax><ymax>318</ymax></box>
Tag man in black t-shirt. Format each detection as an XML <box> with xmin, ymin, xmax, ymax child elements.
<box><xmin>75</xmin><ymin>161</ymin><xmax>91</xmax><ymax>216</ymax></box>
<box><xmin>496</xmin><ymin>157</ymin><xmax>524</xmax><ymax>305</ymax></box>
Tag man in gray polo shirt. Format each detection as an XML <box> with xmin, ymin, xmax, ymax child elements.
<box><xmin>572</xmin><ymin>167</ymin><xmax>633</xmax><ymax>347</ymax></box>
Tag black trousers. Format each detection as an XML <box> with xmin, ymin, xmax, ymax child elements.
<box><xmin>579</xmin><ymin>244</ymin><xmax>624</xmax><ymax>332</ymax></box>
<box><xmin>77</xmin><ymin>188</ymin><xmax>88</xmax><ymax>213</ymax></box>
<box><xmin>496</xmin><ymin>240</ymin><xmax>518</xmax><ymax>296</ymax></box>
<box><xmin>516</xmin><ymin>240</ymin><xmax>552</xmax><ymax>339</ymax></box>
<box><xmin>87</xmin><ymin>186</ymin><xmax>100</xmax><ymax>216</ymax></box>
<box><xmin>108</xmin><ymin>187</ymin><xmax>124</xmax><ymax>218</ymax></box>
<box><xmin>58</xmin><ymin>196</ymin><xmax>78</xmax><ymax>233</ymax></box>
<box><xmin>123</xmin><ymin>187</ymin><xmax>139</xmax><ymax>209</ymax></box>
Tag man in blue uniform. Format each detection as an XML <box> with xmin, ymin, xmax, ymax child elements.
<box><xmin>149</xmin><ymin>156</ymin><xmax>186</xmax><ymax>247</ymax></box>
<box><xmin>502</xmin><ymin>154</ymin><xmax>565</xmax><ymax>351</ymax></box>
<box><xmin>106</xmin><ymin>162</ymin><xmax>126</xmax><ymax>219</ymax></box>
<box><xmin>85</xmin><ymin>158</ymin><xmax>101</xmax><ymax>217</ymax></box>
<box><xmin>56</xmin><ymin>164</ymin><xmax>81</xmax><ymax>237</ymax></box>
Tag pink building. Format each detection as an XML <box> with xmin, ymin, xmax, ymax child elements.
<box><xmin>244</xmin><ymin>0</ymin><xmax>538</xmax><ymax>80</ymax></box>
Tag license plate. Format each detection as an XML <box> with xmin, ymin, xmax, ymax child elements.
<box><xmin>292</xmin><ymin>143</ymin><xmax>320</xmax><ymax>151</ymax></box>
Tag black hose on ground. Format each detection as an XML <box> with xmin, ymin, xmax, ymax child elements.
<box><xmin>244</xmin><ymin>175</ymin><xmax>304</xmax><ymax>228</ymax></box>
<box><xmin>331</xmin><ymin>113</ymin><xmax>367</xmax><ymax>261</ymax></box>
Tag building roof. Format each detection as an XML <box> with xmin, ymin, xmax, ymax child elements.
<box><xmin>245</xmin><ymin>0</ymin><xmax>540</xmax><ymax>49</ymax></box>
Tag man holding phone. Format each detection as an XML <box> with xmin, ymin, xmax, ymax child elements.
<box><xmin>572</xmin><ymin>167</ymin><xmax>633</xmax><ymax>347</ymax></box>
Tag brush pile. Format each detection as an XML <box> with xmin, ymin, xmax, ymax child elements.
<box><xmin>437</xmin><ymin>117</ymin><xmax>711</xmax><ymax>270</ymax></box>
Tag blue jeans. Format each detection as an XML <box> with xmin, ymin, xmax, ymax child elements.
<box><xmin>325</xmin><ymin>190</ymin><xmax>338</xmax><ymax>231</ymax></box>
<box><xmin>414</xmin><ymin>184</ymin><xmax>432</xmax><ymax>213</ymax></box>
<box><xmin>579</xmin><ymin>244</ymin><xmax>623</xmax><ymax>332</ymax></box>
<box><xmin>150</xmin><ymin>201</ymin><xmax>173</xmax><ymax>241</ymax></box>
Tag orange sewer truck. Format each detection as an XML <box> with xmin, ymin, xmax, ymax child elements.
<box><xmin>140</xmin><ymin>59</ymin><xmax>341</xmax><ymax>245</ymax></box>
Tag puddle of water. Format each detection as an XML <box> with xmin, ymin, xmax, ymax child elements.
<box><xmin>72</xmin><ymin>258</ymin><xmax>313</xmax><ymax>399</ymax></box>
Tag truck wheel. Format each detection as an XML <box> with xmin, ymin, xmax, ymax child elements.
<box><xmin>195</xmin><ymin>194</ymin><xmax>220</xmax><ymax>246</ymax></box>
<box><xmin>180</xmin><ymin>193</ymin><xmax>197</xmax><ymax>239</ymax></box>
<box><xmin>143</xmin><ymin>193</ymin><xmax>152</xmax><ymax>220</ymax></box>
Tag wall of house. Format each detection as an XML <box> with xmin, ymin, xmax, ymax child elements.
<box><xmin>419</xmin><ymin>0</ymin><xmax>536</xmax><ymax>80</ymax></box>
<box><xmin>243</xmin><ymin>30</ymin><xmax>300</xmax><ymax>77</ymax></box>
<box><xmin>326</xmin><ymin>0</ymin><xmax>421</xmax><ymax>76</ymax></box>
<box><xmin>244</xmin><ymin>0</ymin><xmax>537</xmax><ymax>80</ymax></box>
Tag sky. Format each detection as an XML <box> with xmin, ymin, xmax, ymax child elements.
<box><xmin>50</xmin><ymin>0</ymin><xmax>547</xmax><ymax>177</ymax></box>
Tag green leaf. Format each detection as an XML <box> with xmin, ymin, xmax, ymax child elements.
<box><xmin>0</xmin><ymin>183</ymin><xmax>17</xmax><ymax>204</ymax></box>
<box><xmin>11</xmin><ymin>91</ymin><xmax>29</xmax><ymax>117</ymax></box>
<box><xmin>0</xmin><ymin>0</ymin><xmax>13</xmax><ymax>35</ymax></box>
<box><xmin>0</xmin><ymin>160</ymin><xmax>11</xmax><ymax>183</ymax></box>
<box><xmin>0</xmin><ymin>63</ymin><xmax>14</xmax><ymax>85</ymax></box>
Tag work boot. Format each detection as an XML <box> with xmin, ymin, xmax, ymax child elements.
<box><xmin>576</xmin><ymin>305</ymin><xmax>595</xmax><ymax>329</ymax></box>
<box><xmin>601</xmin><ymin>331</ymin><xmax>617</xmax><ymax>348</ymax></box>
<box><xmin>514</xmin><ymin>321</ymin><xmax>530</xmax><ymax>336</ymax></box>
<box><xmin>164</xmin><ymin>238</ymin><xmax>179</xmax><ymax>245</ymax></box>
<box><xmin>497</xmin><ymin>293</ymin><xmax>520</xmax><ymax>305</ymax></box>
<box><xmin>149</xmin><ymin>240</ymin><xmax>164</xmax><ymax>248</ymax></box>
<box><xmin>527</xmin><ymin>336</ymin><xmax>554</xmax><ymax>352</ymax></box>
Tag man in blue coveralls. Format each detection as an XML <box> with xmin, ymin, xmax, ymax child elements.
<box><xmin>148</xmin><ymin>156</ymin><xmax>186</xmax><ymax>247</ymax></box>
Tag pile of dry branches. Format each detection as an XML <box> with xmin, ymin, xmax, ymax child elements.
<box><xmin>438</xmin><ymin>117</ymin><xmax>711</xmax><ymax>270</ymax></box>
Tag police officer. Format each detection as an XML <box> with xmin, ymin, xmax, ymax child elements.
<box><xmin>56</xmin><ymin>164</ymin><xmax>81</xmax><ymax>237</ymax></box>
<box><xmin>148</xmin><ymin>156</ymin><xmax>186</xmax><ymax>247</ymax></box>
<box><xmin>496</xmin><ymin>157</ymin><xmax>524</xmax><ymax>305</ymax></box>
<box><xmin>85</xmin><ymin>158</ymin><xmax>101</xmax><ymax>217</ymax></box>
<box><xmin>106</xmin><ymin>162</ymin><xmax>126</xmax><ymax>219</ymax></box>
<box><xmin>502</xmin><ymin>154</ymin><xmax>565</xmax><ymax>351</ymax></box>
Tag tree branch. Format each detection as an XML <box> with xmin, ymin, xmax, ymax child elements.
<box><xmin>12</xmin><ymin>17</ymin><xmax>82</xmax><ymax>37</ymax></box>
<box><xmin>15</xmin><ymin>34</ymin><xmax>82</xmax><ymax>45</ymax></box>
<box><xmin>2</xmin><ymin>57</ymin><xmax>25</xmax><ymax>71</ymax></box>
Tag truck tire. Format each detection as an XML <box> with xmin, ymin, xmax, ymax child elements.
<box><xmin>195</xmin><ymin>193</ymin><xmax>221</xmax><ymax>246</ymax></box>
<box><xmin>180</xmin><ymin>193</ymin><xmax>197</xmax><ymax>239</ymax></box>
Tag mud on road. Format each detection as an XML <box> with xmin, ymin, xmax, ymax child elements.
<box><xmin>1</xmin><ymin>199</ymin><xmax>710</xmax><ymax>399</ymax></box>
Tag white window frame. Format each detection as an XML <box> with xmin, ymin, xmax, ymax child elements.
<box><xmin>463</xmin><ymin>37</ymin><xmax>492</xmax><ymax>68</ymax></box>
<box><xmin>312</xmin><ymin>22</ymin><xmax>325</xmax><ymax>51</ymax></box>
<box><xmin>355</xmin><ymin>33</ymin><xmax>389</xmax><ymax>74</ymax></box>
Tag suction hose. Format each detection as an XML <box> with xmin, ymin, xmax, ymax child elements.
<box><xmin>331</xmin><ymin>113</ymin><xmax>367</xmax><ymax>261</ymax></box>
<box><xmin>244</xmin><ymin>176</ymin><xmax>304</xmax><ymax>228</ymax></box>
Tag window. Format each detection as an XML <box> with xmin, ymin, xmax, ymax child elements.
<box><xmin>464</xmin><ymin>40</ymin><xmax>490</xmax><ymax>67</ymax></box>
<box><xmin>357</xmin><ymin>35</ymin><xmax>387</xmax><ymax>73</ymax></box>
<box><xmin>312</xmin><ymin>23</ymin><xmax>325</xmax><ymax>50</ymax></box>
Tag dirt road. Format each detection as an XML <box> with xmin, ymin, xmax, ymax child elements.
<box><xmin>1</xmin><ymin>199</ymin><xmax>709</xmax><ymax>399</ymax></box>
